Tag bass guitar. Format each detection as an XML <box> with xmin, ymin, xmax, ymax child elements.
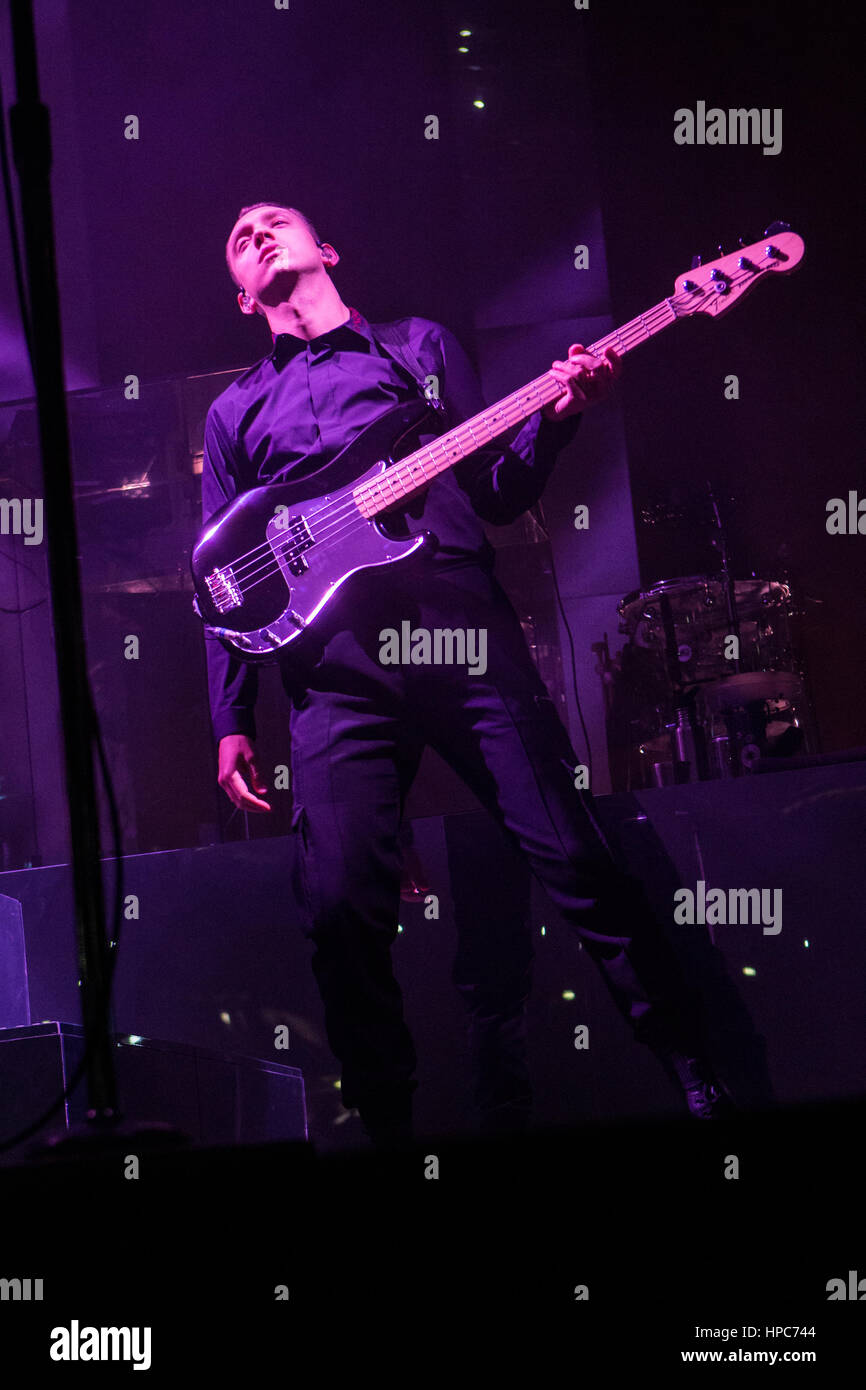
<box><xmin>191</xmin><ymin>223</ymin><xmax>804</xmax><ymax>663</ymax></box>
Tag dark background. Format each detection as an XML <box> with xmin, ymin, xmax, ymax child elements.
<box><xmin>586</xmin><ymin>1</ymin><xmax>865</xmax><ymax>752</ymax></box>
<box><xmin>0</xmin><ymin>0</ymin><xmax>863</xmax><ymax>1159</ymax></box>
<box><xmin>0</xmin><ymin>0</ymin><xmax>862</xmax><ymax>866</ymax></box>
<box><xmin>66</xmin><ymin>0</ymin><xmax>866</xmax><ymax>753</ymax></box>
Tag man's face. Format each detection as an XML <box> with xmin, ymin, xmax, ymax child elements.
<box><xmin>225</xmin><ymin>206</ymin><xmax>324</xmax><ymax>304</ymax></box>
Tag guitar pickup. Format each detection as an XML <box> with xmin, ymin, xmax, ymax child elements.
<box><xmin>271</xmin><ymin>513</ymin><xmax>314</xmax><ymax>577</ymax></box>
<box><xmin>205</xmin><ymin>566</ymin><xmax>242</xmax><ymax>613</ymax></box>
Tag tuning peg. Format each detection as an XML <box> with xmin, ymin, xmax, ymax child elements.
<box><xmin>763</xmin><ymin>219</ymin><xmax>791</xmax><ymax>236</ymax></box>
<box><xmin>717</xmin><ymin>245</ymin><xmax>723</xmax><ymax>257</ymax></box>
<box><xmin>738</xmin><ymin>236</ymin><xmax>746</xmax><ymax>247</ymax></box>
<box><xmin>690</xmin><ymin>253</ymin><xmax>702</xmax><ymax>269</ymax></box>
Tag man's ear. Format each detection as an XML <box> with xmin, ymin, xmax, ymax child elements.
<box><xmin>238</xmin><ymin>290</ymin><xmax>257</xmax><ymax>314</ymax></box>
<box><xmin>319</xmin><ymin>242</ymin><xmax>340</xmax><ymax>268</ymax></box>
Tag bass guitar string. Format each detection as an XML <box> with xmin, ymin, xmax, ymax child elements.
<box><xmin>224</xmin><ymin>299</ymin><xmax>677</xmax><ymax>588</ymax></box>
<box><xmin>213</xmin><ymin>298</ymin><xmax>681</xmax><ymax>591</ymax></box>
<box><xmin>208</xmin><ymin>262</ymin><xmax>764</xmax><ymax>602</ymax></box>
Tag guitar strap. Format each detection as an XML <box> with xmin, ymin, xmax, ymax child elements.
<box><xmin>366</xmin><ymin>318</ymin><xmax>440</xmax><ymax>406</ymax></box>
<box><xmin>365</xmin><ymin>319</ymin><xmax>448</xmax><ymax>520</ymax></box>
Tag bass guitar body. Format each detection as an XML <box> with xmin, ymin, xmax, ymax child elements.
<box><xmin>191</xmin><ymin>399</ymin><xmax>442</xmax><ymax>663</ymax></box>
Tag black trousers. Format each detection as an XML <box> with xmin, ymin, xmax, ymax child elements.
<box><xmin>284</xmin><ymin>559</ymin><xmax>704</xmax><ymax>1133</ymax></box>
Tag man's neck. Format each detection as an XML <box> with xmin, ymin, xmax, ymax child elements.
<box><xmin>264</xmin><ymin>279</ymin><xmax>352</xmax><ymax>342</ymax></box>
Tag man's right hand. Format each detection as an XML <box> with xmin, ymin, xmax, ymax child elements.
<box><xmin>217</xmin><ymin>734</ymin><xmax>272</xmax><ymax>813</ymax></box>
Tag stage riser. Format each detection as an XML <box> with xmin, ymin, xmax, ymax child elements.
<box><xmin>0</xmin><ymin>1025</ymin><xmax>305</xmax><ymax>1164</ymax></box>
<box><xmin>0</xmin><ymin>763</ymin><xmax>862</xmax><ymax>1143</ymax></box>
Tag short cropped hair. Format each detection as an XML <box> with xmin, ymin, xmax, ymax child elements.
<box><xmin>225</xmin><ymin>204</ymin><xmax>323</xmax><ymax>287</ymax></box>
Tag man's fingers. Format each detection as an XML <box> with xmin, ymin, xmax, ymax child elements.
<box><xmin>246</xmin><ymin>757</ymin><xmax>268</xmax><ymax>793</ymax></box>
<box><xmin>562</xmin><ymin>342</ymin><xmax>621</xmax><ymax>380</ymax></box>
<box><xmin>553</xmin><ymin>360</ymin><xmax>600</xmax><ymax>388</ymax></box>
<box><xmin>555</xmin><ymin>360</ymin><xmax>590</xmax><ymax>384</ymax></box>
<box><xmin>226</xmin><ymin>769</ymin><xmax>272</xmax><ymax>812</ymax></box>
<box><xmin>550</xmin><ymin>365</ymin><xmax>587</xmax><ymax>403</ymax></box>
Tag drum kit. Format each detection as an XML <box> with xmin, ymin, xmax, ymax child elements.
<box><xmin>598</xmin><ymin>486</ymin><xmax>817</xmax><ymax>788</ymax></box>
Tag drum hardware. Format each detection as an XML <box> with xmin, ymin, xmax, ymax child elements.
<box><xmin>605</xmin><ymin>482</ymin><xmax>818</xmax><ymax>789</ymax></box>
<box><xmin>656</xmin><ymin>591</ymin><xmax>702</xmax><ymax>783</ymax></box>
<box><xmin>707</xmin><ymin>479</ymin><xmax>741</xmax><ymax>675</ymax></box>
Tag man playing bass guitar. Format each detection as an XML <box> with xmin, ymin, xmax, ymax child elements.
<box><xmin>201</xmin><ymin>201</ymin><xmax>734</xmax><ymax>1149</ymax></box>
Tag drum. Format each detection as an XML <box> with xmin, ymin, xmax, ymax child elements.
<box><xmin>613</xmin><ymin>576</ymin><xmax>810</xmax><ymax>785</ymax></box>
<box><xmin>617</xmin><ymin>576</ymin><xmax>794</xmax><ymax>686</ymax></box>
<box><xmin>698</xmin><ymin>671</ymin><xmax>809</xmax><ymax>777</ymax></box>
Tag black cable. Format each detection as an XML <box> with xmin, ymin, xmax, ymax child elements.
<box><xmin>0</xmin><ymin>51</ymin><xmax>32</xmax><ymax>362</ymax></box>
<box><xmin>0</xmin><ymin>45</ymin><xmax>47</xmax><ymax>623</ymax></box>
<box><xmin>0</xmin><ymin>597</ymin><xmax>46</xmax><ymax>612</ymax></box>
<box><xmin>0</xmin><ymin>60</ymin><xmax>125</xmax><ymax>1156</ymax></box>
<box><xmin>0</xmin><ymin>541</ymin><xmax>49</xmax><ymax>613</ymax></box>
<box><xmin>534</xmin><ymin>498</ymin><xmax>593</xmax><ymax>787</ymax></box>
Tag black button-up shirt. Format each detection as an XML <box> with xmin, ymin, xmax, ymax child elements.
<box><xmin>201</xmin><ymin>307</ymin><xmax>581</xmax><ymax>741</ymax></box>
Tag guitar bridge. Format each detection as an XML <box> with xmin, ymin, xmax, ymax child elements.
<box><xmin>205</xmin><ymin>566</ymin><xmax>243</xmax><ymax>613</ymax></box>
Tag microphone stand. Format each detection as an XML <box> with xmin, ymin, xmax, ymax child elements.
<box><xmin>7</xmin><ymin>0</ymin><xmax>185</xmax><ymax>1158</ymax></box>
<box><xmin>707</xmin><ymin>479</ymin><xmax>740</xmax><ymax>673</ymax></box>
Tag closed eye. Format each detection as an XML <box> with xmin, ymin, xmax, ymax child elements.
<box><xmin>236</xmin><ymin>219</ymin><xmax>288</xmax><ymax>253</ymax></box>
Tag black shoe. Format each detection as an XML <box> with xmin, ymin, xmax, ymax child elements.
<box><xmin>683</xmin><ymin>1071</ymin><xmax>738</xmax><ymax>1120</ymax></box>
<box><xmin>650</xmin><ymin>1046</ymin><xmax>738</xmax><ymax>1119</ymax></box>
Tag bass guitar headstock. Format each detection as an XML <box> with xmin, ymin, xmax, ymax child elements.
<box><xmin>671</xmin><ymin>222</ymin><xmax>805</xmax><ymax>319</ymax></box>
